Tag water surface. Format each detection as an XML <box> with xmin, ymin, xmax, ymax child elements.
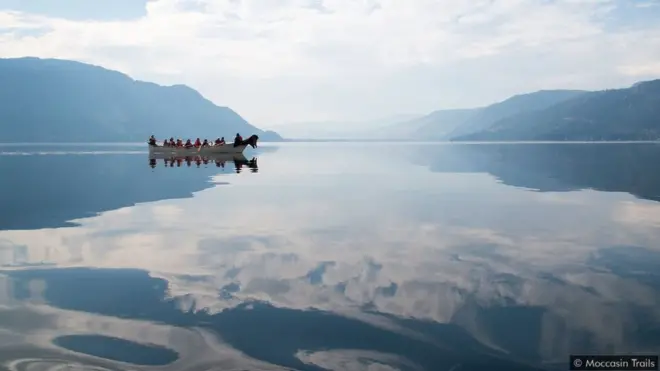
<box><xmin>1</xmin><ymin>142</ymin><xmax>659</xmax><ymax>371</ymax></box>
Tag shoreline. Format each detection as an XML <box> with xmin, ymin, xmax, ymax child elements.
<box><xmin>2</xmin><ymin>140</ymin><xmax>660</xmax><ymax>145</ymax></box>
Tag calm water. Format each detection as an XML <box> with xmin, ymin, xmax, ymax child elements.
<box><xmin>0</xmin><ymin>142</ymin><xmax>659</xmax><ymax>371</ymax></box>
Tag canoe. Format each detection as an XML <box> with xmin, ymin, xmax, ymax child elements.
<box><xmin>148</xmin><ymin>134</ymin><xmax>259</xmax><ymax>155</ymax></box>
<box><xmin>148</xmin><ymin>144</ymin><xmax>248</xmax><ymax>155</ymax></box>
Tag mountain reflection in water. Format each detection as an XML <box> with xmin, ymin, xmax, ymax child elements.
<box><xmin>410</xmin><ymin>142</ymin><xmax>660</xmax><ymax>201</ymax></box>
<box><xmin>0</xmin><ymin>146</ymin><xmax>263</xmax><ymax>230</ymax></box>
<box><xmin>0</xmin><ymin>142</ymin><xmax>659</xmax><ymax>371</ymax></box>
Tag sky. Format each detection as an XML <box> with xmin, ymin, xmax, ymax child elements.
<box><xmin>1</xmin><ymin>0</ymin><xmax>660</xmax><ymax>127</ymax></box>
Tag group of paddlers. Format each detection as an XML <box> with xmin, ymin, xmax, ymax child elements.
<box><xmin>148</xmin><ymin>133</ymin><xmax>244</xmax><ymax>148</ymax></box>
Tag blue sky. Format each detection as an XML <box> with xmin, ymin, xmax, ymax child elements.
<box><xmin>0</xmin><ymin>0</ymin><xmax>148</xmax><ymax>20</ymax></box>
<box><xmin>1</xmin><ymin>0</ymin><xmax>659</xmax><ymax>126</ymax></box>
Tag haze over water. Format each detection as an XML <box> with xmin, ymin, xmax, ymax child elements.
<box><xmin>0</xmin><ymin>142</ymin><xmax>659</xmax><ymax>371</ymax></box>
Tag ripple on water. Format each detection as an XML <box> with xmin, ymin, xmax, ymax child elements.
<box><xmin>52</xmin><ymin>335</ymin><xmax>178</xmax><ymax>366</ymax></box>
<box><xmin>6</xmin><ymin>358</ymin><xmax>119</xmax><ymax>371</ymax></box>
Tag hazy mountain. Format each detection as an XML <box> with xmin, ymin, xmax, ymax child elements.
<box><xmin>397</xmin><ymin>90</ymin><xmax>586</xmax><ymax>141</ymax></box>
<box><xmin>409</xmin><ymin>108</ymin><xmax>481</xmax><ymax>140</ymax></box>
<box><xmin>445</xmin><ymin>90</ymin><xmax>588</xmax><ymax>139</ymax></box>
<box><xmin>268</xmin><ymin>114</ymin><xmax>422</xmax><ymax>139</ymax></box>
<box><xmin>454</xmin><ymin>80</ymin><xmax>660</xmax><ymax>141</ymax></box>
<box><xmin>0</xmin><ymin>57</ymin><xmax>282</xmax><ymax>142</ymax></box>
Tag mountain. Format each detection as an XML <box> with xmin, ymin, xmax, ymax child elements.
<box><xmin>408</xmin><ymin>108</ymin><xmax>481</xmax><ymax>140</ymax></box>
<box><xmin>266</xmin><ymin>120</ymin><xmax>360</xmax><ymax>139</ymax></box>
<box><xmin>0</xmin><ymin>57</ymin><xmax>282</xmax><ymax>142</ymax></box>
<box><xmin>403</xmin><ymin>90</ymin><xmax>587</xmax><ymax>141</ymax></box>
<box><xmin>446</xmin><ymin>90</ymin><xmax>588</xmax><ymax>139</ymax></box>
<box><xmin>268</xmin><ymin>114</ymin><xmax>422</xmax><ymax>139</ymax></box>
<box><xmin>453</xmin><ymin>80</ymin><xmax>660</xmax><ymax>141</ymax></box>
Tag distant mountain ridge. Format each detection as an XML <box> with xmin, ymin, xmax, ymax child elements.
<box><xmin>446</xmin><ymin>90</ymin><xmax>587</xmax><ymax>139</ymax></box>
<box><xmin>275</xmin><ymin>79</ymin><xmax>659</xmax><ymax>142</ymax></box>
<box><xmin>269</xmin><ymin>114</ymin><xmax>422</xmax><ymax>139</ymax></box>
<box><xmin>0</xmin><ymin>57</ymin><xmax>282</xmax><ymax>142</ymax></box>
<box><xmin>453</xmin><ymin>80</ymin><xmax>660</xmax><ymax>141</ymax></box>
<box><xmin>410</xmin><ymin>108</ymin><xmax>481</xmax><ymax>140</ymax></box>
<box><xmin>5</xmin><ymin>57</ymin><xmax>657</xmax><ymax>142</ymax></box>
<box><xmin>398</xmin><ymin>80</ymin><xmax>660</xmax><ymax>142</ymax></box>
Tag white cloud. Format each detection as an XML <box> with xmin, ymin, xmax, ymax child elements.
<box><xmin>1</xmin><ymin>0</ymin><xmax>659</xmax><ymax>124</ymax></box>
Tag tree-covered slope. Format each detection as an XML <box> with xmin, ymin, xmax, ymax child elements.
<box><xmin>0</xmin><ymin>57</ymin><xmax>282</xmax><ymax>142</ymax></box>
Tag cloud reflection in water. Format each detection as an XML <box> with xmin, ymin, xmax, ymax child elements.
<box><xmin>0</xmin><ymin>143</ymin><xmax>659</xmax><ymax>370</ymax></box>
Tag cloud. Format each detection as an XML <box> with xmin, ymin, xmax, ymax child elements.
<box><xmin>1</xmin><ymin>0</ymin><xmax>660</xmax><ymax>123</ymax></box>
<box><xmin>634</xmin><ymin>1</ymin><xmax>659</xmax><ymax>8</ymax></box>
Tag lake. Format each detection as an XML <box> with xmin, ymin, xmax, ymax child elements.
<box><xmin>0</xmin><ymin>142</ymin><xmax>659</xmax><ymax>371</ymax></box>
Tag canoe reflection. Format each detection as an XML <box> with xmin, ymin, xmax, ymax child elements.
<box><xmin>148</xmin><ymin>153</ymin><xmax>258</xmax><ymax>173</ymax></box>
